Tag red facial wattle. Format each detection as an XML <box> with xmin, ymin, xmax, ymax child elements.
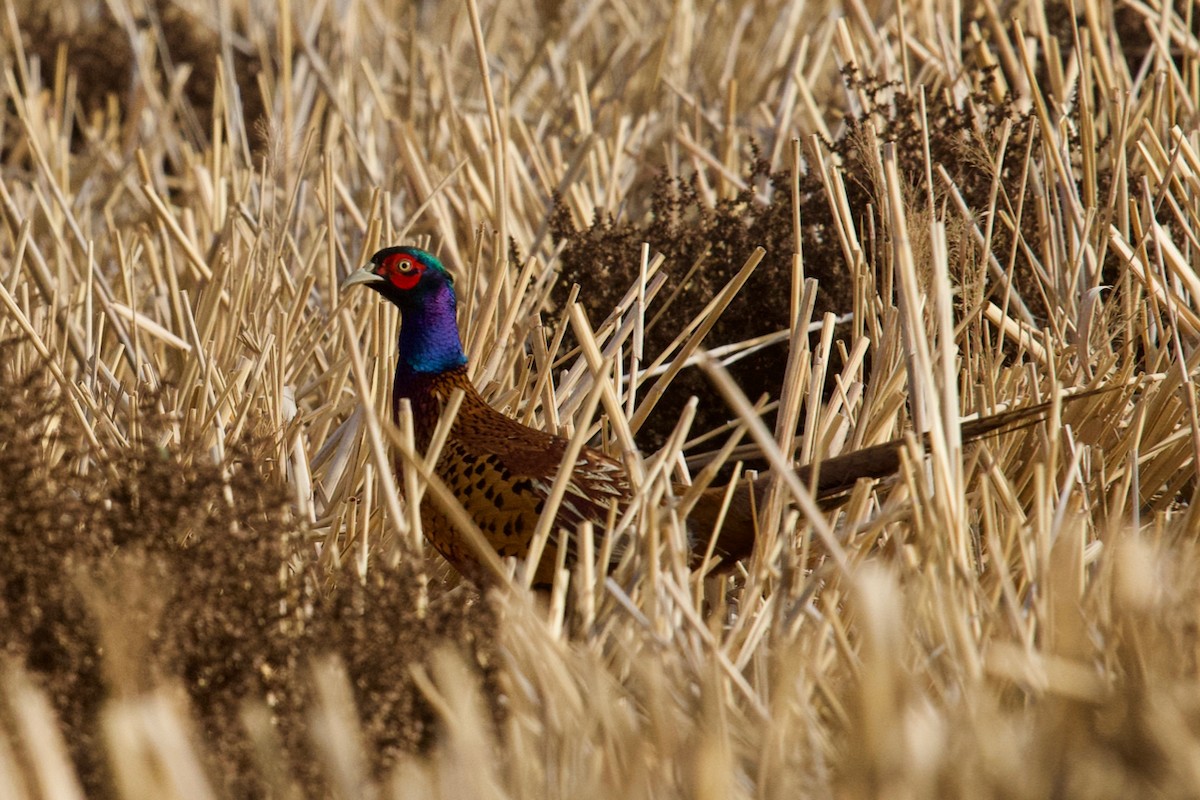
<box><xmin>380</xmin><ymin>254</ymin><xmax>424</xmax><ymax>290</ymax></box>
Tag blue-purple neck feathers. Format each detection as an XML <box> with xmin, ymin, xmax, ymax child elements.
<box><xmin>396</xmin><ymin>282</ymin><xmax>468</xmax><ymax>376</ymax></box>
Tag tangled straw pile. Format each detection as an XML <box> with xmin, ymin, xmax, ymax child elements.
<box><xmin>3</xmin><ymin>0</ymin><xmax>1200</xmax><ymax>797</ymax></box>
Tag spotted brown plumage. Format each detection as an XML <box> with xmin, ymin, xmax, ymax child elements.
<box><xmin>396</xmin><ymin>364</ymin><xmax>630</xmax><ymax>584</ymax></box>
<box><xmin>343</xmin><ymin>245</ymin><xmax>1094</xmax><ymax>586</ymax></box>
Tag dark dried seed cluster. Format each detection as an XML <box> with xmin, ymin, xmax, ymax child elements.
<box><xmin>0</xmin><ymin>352</ymin><xmax>500</xmax><ymax>798</ymax></box>
<box><xmin>551</xmin><ymin>72</ymin><xmax>1042</xmax><ymax>451</ymax></box>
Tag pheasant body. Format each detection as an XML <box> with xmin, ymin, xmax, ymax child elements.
<box><xmin>345</xmin><ymin>245</ymin><xmax>1080</xmax><ymax>586</ymax></box>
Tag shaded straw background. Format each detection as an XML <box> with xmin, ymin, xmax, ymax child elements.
<box><xmin>3</xmin><ymin>0</ymin><xmax>1200</xmax><ymax>797</ymax></box>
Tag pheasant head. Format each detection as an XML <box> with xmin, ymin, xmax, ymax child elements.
<box><xmin>343</xmin><ymin>246</ymin><xmax>468</xmax><ymax>375</ymax></box>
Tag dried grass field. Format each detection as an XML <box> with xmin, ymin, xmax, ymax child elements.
<box><xmin>3</xmin><ymin>0</ymin><xmax>1200</xmax><ymax>797</ymax></box>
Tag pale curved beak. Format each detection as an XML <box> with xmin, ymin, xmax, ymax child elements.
<box><xmin>340</xmin><ymin>266</ymin><xmax>386</xmax><ymax>292</ymax></box>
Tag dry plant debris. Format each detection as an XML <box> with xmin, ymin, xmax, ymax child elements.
<box><xmin>2</xmin><ymin>0</ymin><xmax>1200</xmax><ymax>797</ymax></box>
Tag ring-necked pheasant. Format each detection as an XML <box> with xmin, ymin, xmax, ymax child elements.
<box><xmin>343</xmin><ymin>245</ymin><xmax>1077</xmax><ymax>586</ymax></box>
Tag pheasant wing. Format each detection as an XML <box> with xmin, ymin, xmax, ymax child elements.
<box><xmin>439</xmin><ymin>404</ymin><xmax>631</xmax><ymax>574</ymax></box>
